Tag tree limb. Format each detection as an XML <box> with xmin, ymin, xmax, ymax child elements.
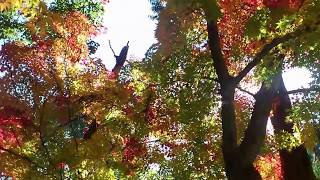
<box><xmin>206</xmin><ymin>20</ymin><xmax>231</xmax><ymax>83</ymax></box>
<box><xmin>287</xmin><ymin>86</ymin><xmax>320</xmax><ymax>94</ymax></box>
<box><xmin>236</xmin><ymin>86</ymin><xmax>255</xmax><ymax>97</ymax></box>
<box><xmin>38</xmin><ymin>102</ymin><xmax>54</xmax><ymax>168</ymax></box>
<box><xmin>0</xmin><ymin>145</ymin><xmax>43</xmax><ymax>169</ymax></box>
<box><xmin>239</xmin><ymin>74</ymin><xmax>281</xmax><ymax>165</ymax></box>
<box><xmin>271</xmin><ymin>74</ymin><xmax>317</xmax><ymax>179</ymax></box>
<box><xmin>205</xmin><ymin>11</ymin><xmax>238</xmax><ymax>176</ymax></box>
<box><xmin>112</xmin><ymin>41</ymin><xmax>129</xmax><ymax>75</ymax></box>
<box><xmin>108</xmin><ymin>40</ymin><xmax>117</xmax><ymax>58</ymax></box>
<box><xmin>235</xmin><ymin>27</ymin><xmax>305</xmax><ymax>84</ymax></box>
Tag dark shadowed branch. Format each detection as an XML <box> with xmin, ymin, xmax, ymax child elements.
<box><xmin>239</xmin><ymin>74</ymin><xmax>281</xmax><ymax>165</ymax></box>
<box><xmin>0</xmin><ymin>145</ymin><xmax>43</xmax><ymax>169</ymax></box>
<box><xmin>206</xmin><ymin>20</ymin><xmax>231</xmax><ymax>83</ymax></box>
<box><xmin>287</xmin><ymin>86</ymin><xmax>320</xmax><ymax>94</ymax></box>
<box><xmin>235</xmin><ymin>26</ymin><xmax>309</xmax><ymax>84</ymax></box>
<box><xmin>236</xmin><ymin>86</ymin><xmax>255</xmax><ymax>97</ymax></box>
<box><xmin>111</xmin><ymin>41</ymin><xmax>129</xmax><ymax>75</ymax></box>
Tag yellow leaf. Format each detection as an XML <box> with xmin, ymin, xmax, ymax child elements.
<box><xmin>0</xmin><ymin>2</ymin><xmax>11</xmax><ymax>11</ymax></box>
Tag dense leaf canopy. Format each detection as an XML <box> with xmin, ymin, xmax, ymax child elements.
<box><xmin>0</xmin><ymin>0</ymin><xmax>320</xmax><ymax>179</ymax></box>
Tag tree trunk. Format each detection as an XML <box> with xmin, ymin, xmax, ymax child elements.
<box><xmin>205</xmin><ymin>18</ymin><xmax>280</xmax><ymax>179</ymax></box>
<box><xmin>203</xmin><ymin>7</ymin><xmax>285</xmax><ymax>178</ymax></box>
<box><xmin>227</xmin><ymin>155</ymin><xmax>262</xmax><ymax>180</ymax></box>
<box><xmin>271</xmin><ymin>74</ymin><xmax>316</xmax><ymax>180</ymax></box>
<box><xmin>223</xmin><ymin>80</ymin><xmax>280</xmax><ymax>180</ymax></box>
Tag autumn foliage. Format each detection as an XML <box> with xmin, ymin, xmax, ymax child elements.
<box><xmin>1</xmin><ymin>0</ymin><xmax>320</xmax><ymax>179</ymax></box>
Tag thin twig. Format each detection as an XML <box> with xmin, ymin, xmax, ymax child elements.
<box><xmin>236</xmin><ymin>86</ymin><xmax>255</xmax><ymax>97</ymax></box>
<box><xmin>287</xmin><ymin>86</ymin><xmax>320</xmax><ymax>95</ymax></box>
<box><xmin>108</xmin><ymin>40</ymin><xmax>117</xmax><ymax>58</ymax></box>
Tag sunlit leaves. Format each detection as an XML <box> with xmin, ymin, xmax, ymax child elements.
<box><xmin>1</xmin><ymin>0</ymin><xmax>320</xmax><ymax>178</ymax></box>
<box><xmin>148</xmin><ymin>0</ymin><xmax>320</xmax><ymax>178</ymax></box>
<box><xmin>0</xmin><ymin>0</ymin><xmax>40</xmax><ymax>14</ymax></box>
<box><xmin>245</xmin><ymin>9</ymin><xmax>270</xmax><ymax>38</ymax></box>
<box><xmin>218</xmin><ymin>0</ymin><xmax>259</xmax><ymax>60</ymax></box>
<box><xmin>141</xmin><ymin>41</ymin><xmax>224</xmax><ymax>177</ymax></box>
<box><xmin>25</xmin><ymin>10</ymin><xmax>95</xmax><ymax>62</ymax></box>
<box><xmin>289</xmin><ymin>99</ymin><xmax>320</xmax><ymax>150</ymax></box>
<box><xmin>274</xmin><ymin>127</ymin><xmax>302</xmax><ymax>151</ymax></box>
<box><xmin>50</xmin><ymin>0</ymin><xmax>105</xmax><ymax>26</ymax></box>
<box><xmin>0</xmin><ymin>0</ymin><xmax>130</xmax><ymax>178</ymax></box>
<box><xmin>255</xmin><ymin>153</ymin><xmax>283</xmax><ymax>179</ymax></box>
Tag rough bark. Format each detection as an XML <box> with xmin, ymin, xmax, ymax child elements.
<box><xmin>271</xmin><ymin>74</ymin><xmax>316</xmax><ymax>180</ymax></box>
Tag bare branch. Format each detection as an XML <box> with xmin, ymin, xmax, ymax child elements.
<box><xmin>236</xmin><ymin>86</ymin><xmax>255</xmax><ymax>97</ymax></box>
<box><xmin>112</xmin><ymin>42</ymin><xmax>129</xmax><ymax>75</ymax></box>
<box><xmin>108</xmin><ymin>40</ymin><xmax>117</xmax><ymax>58</ymax></box>
<box><xmin>287</xmin><ymin>86</ymin><xmax>320</xmax><ymax>95</ymax></box>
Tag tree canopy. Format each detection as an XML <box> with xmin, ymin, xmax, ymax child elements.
<box><xmin>0</xmin><ymin>0</ymin><xmax>320</xmax><ymax>179</ymax></box>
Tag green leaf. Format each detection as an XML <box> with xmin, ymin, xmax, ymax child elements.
<box><xmin>244</xmin><ymin>9</ymin><xmax>268</xmax><ymax>38</ymax></box>
<box><xmin>269</xmin><ymin>8</ymin><xmax>292</xmax><ymax>24</ymax></box>
<box><xmin>201</xmin><ymin>0</ymin><xmax>221</xmax><ymax>21</ymax></box>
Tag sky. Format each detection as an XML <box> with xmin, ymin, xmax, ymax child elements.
<box><xmin>94</xmin><ymin>0</ymin><xmax>157</xmax><ymax>70</ymax></box>
<box><xmin>94</xmin><ymin>0</ymin><xmax>311</xmax><ymax>91</ymax></box>
<box><xmin>283</xmin><ymin>67</ymin><xmax>311</xmax><ymax>91</ymax></box>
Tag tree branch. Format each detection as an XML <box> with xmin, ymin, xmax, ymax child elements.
<box><xmin>38</xmin><ymin>103</ymin><xmax>54</xmax><ymax>167</ymax></box>
<box><xmin>108</xmin><ymin>40</ymin><xmax>117</xmax><ymax>58</ymax></box>
<box><xmin>112</xmin><ymin>41</ymin><xmax>129</xmax><ymax>75</ymax></box>
<box><xmin>236</xmin><ymin>86</ymin><xmax>255</xmax><ymax>97</ymax></box>
<box><xmin>205</xmin><ymin>14</ymin><xmax>238</xmax><ymax>176</ymax></box>
<box><xmin>239</xmin><ymin>74</ymin><xmax>281</xmax><ymax>165</ymax></box>
<box><xmin>206</xmin><ymin>20</ymin><xmax>230</xmax><ymax>83</ymax></box>
<box><xmin>235</xmin><ymin>28</ymin><xmax>305</xmax><ymax>84</ymax></box>
<box><xmin>287</xmin><ymin>86</ymin><xmax>320</xmax><ymax>94</ymax></box>
<box><xmin>0</xmin><ymin>145</ymin><xmax>43</xmax><ymax>169</ymax></box>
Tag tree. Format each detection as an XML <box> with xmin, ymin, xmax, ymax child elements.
<box><xmin>1</xmin><ymin>0</ymin><xmax>320</xmax><ymax>179</ymax></box>
<box><xmin>0</xmin><ymin>0</ymin><xmax>135</xmax><ymax>178</ymax></box>
<box><xmin>143</xmin><ymin>0</ymin><xmax>320</xmax><ymax>179</ymax></box>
